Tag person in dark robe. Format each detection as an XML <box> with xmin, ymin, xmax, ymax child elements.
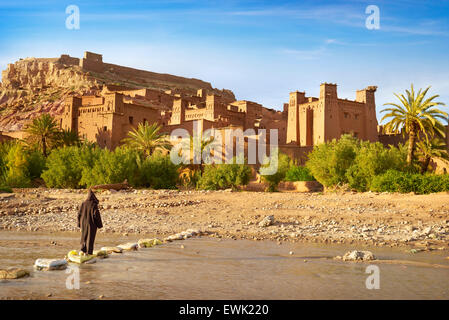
<box><xmin>77</xmin><ymin>189</ymin><xmax>103</xmax><ymax>255</ymax></box>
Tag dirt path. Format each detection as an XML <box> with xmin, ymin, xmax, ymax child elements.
<box><xmin>1</xmin><ymin>188</ymin><xmax>448</xmax><ymax>250</ymax></box>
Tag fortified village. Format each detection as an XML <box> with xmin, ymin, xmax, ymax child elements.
<box><xmin>0</xmin><ymin>51</ymin><xmax>440</xmax><ymax>162</ymax></box>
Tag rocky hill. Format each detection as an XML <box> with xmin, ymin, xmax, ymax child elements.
<box><xmin>0</xmin><ymin>52</ymin><xmax>235</xmax><ymax>131</ymax></box>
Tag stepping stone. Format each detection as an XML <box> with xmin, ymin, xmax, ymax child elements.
<box><xmin>34</xmin><ymin>258</ymin><xmax>68</xmax><ymax>271</ymax></box>
<box><xmin>0</xmin><ymin>268</ymin><xmax>29</xmax><ymax>279</ymax></box>
<box><xmin>117</xmin><ymin>243</ymin><xmax>138</xmax><ymax>251</ymax></box>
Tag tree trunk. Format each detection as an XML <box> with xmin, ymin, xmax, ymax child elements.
<box><xmin>407</xmin><ymin>125</ymin><xmax>417</xmax><ymax>166</ymax></box>
<box><xmin>42</xmin><ymin>137</ymin><xmax>47</xmax><ymax>157</ymax></box>
<box><xmin>420</xmin><ymin>156</ymin><xmax>431</xmax><ymax>174</ymax></box>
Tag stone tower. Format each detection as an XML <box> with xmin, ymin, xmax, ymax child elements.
<box><xmin>286</xmin><ymin>91</ymin><xmax>305</xmax><ymax>144</ymax></box>
<box><xmin>61</xmin><ymin>96</ymin><xmax>82</xmax><ymax>132</ymax></box>
<box><xmin>171</xmin><ymin>99</ymin><xmax>187</xmax><ymax>125</ymax></box>
<box><xmin>356</xmin><ymin>86</ymin><xmax>378</xmax><ymax>141</ymax></box>
<box><xmin>320</xmin><ymin>83</ymin><xmax>339</xmax><ymax>142</ymax></box>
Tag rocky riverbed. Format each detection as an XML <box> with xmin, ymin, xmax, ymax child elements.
<box><xmin>0</xmin><ymin>188</ymin><xmax>448</xmax><ymax>251</ymax></box>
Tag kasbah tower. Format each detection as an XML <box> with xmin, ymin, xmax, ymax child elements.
<box><xmin>286</xmin><ymin>83</ymin><xmax>378</xmax><ymax>146</ymax></box>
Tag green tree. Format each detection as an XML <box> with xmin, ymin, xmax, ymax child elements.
<box><xmin>41</xmin><ymin>145</ymin><xmax>102</xmax><ymax>188</ymax></box>
<box><xmin>0</xmin><ymin>141</ymin><xmax>31</xmax><ymax>187</ymax></box>
<box><xmin>55</xmin><ymin>129</ymin><xmax>81</xmax><ymax>148</ymax></box>
<box><xmin>121</xmin><ymin>123</ymin><xmax>171</xmax><ymax>157</ymax></box>
<box><xmin>137</xmin><ymin>152</ymin><xmax>179</xmax><ymax>189</ymax></box>
<box><xmin>189</xmin><ymin>135</ymin><xmax>219</xmax><ymax>174</ymax></box>
<box><xmin>305</xmin><ymin>135</ymin><xmax>359</xmax><ymax>188</ymax></box>
<box><xmin>416</xmin><ymin>136</ymin><xmax>449</xmax><ymax>173</ymax></box>
<box><xmin>381</xmin><ymin>85</ymin><xmax>447</xmax><ymax>166</ymax></box>
<box><xmin>260</xmin><ymin>151</ymin><xmax>292</xmax><ymax>192</ymax></box>
<box><xmin>345</xmin><ymin>141</ymin><xmax>407</xmax><ymax>191</ymax></box>
<box><xmin>80</xmin><ymin>146</ymin><xmax>140</xmax><ymax>187</ymax></box>
<box><xmin>25</xmin><ymin>114</ymin><xmax>60</xmax><ymax>157</ymax></box>
<box><xmin>198</xmin><ymin>158</ymin><xmax>252</xmax><ymax>190</ymax></box>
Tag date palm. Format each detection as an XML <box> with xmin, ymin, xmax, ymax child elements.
<box><xmin>416</xmin><ymin>135</ymin><xmax>449</xmax><ymax>173</ymax></box>
<box><xmin>381</xmin><ymin>85</ymin><xmax>447</xmax><ymax>165</ymax></box>
<box><xmin>55</xmin><ymin>129</ymin><xmax>81</xmax><ymax>147</ymax></box>
<box><xmin>25</xmin><ymin>114</ymin><xmax>59</xmax><ymax>157</ymax></box>
<box><xmin>122</xmin><ymin>122</ymin><xmax>171</xmax><ymax>157</ymax></box>
<box><xmin>189</xmin><ymin>135</ymin><xmax>218</xmax><ymax>174</ymax></box>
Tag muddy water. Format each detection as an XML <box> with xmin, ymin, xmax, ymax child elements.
<box><xmin>0</xmin><ymin>231</ymin><xmax>448</xmax><ymax>300</ymax></box>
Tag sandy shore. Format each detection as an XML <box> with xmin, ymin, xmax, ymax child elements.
<box><xmin>0</xmin><ymin>188</ymin><xmax>448</xmax><ymax>251</ymax></box>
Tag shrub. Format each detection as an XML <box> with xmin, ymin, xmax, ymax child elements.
<box><xmin>179</xmin><ymin>168</ymin><xmax>202</xmax><ymax>189</ymax></box>
<box><xmin>0</xmin><ymin>185</ymin><xmax>13</xmax><ymax>193</ymax></box>
<box><xmin>0</xmin><ymin>142</ymin><xmax>31</xmax><ymax>188</ymax></box>
<box><xmin>285</xmin><ymin>165</ymin><xmax>315</xmax><ymax>182</ymax></box>
<box><xmin>418</xmin><ymin>174</ymin><xmax>449</xmax><ymax>194</ymax></box>
<box><xmin>345</xmin><ymin>142</ymin><xmax>407</xmax><ymax>191</ymax></box>
<box><xmin>260</xmin><ymin>151</ymin><xmax>291</xmax><ymax>191</ymax></box>
<box><xmin>26</xmin><ymin>150</ymin><xmax>47</xmax><ymax>180</ymax></box>
<box><xmin>198</xmin><ymin>161</ymin><xmax>252</xmax><ymax>190</ymax></box>
<box><xmin>137</xmin><ymin>153</ymin><xmax>179</xmax><ymax>189</ymax></box>
<box><xmin>80</xmin><ymin>147</ymin><xmax>140</xmax><ymax>187</ymax></box>
<box><xmin>370</xmin><ymin>170</ymin><xmax>449</xmax><ymax>194</ymax></box>
<box><xmin>306</xmin><ymin>135</ymin><xmax>359</xmax><ymax>187</ymax></box>
<box><xmin>41</xmin><ymin>146</ymin><xmax>86</xmax><ymax>188</ymax></box>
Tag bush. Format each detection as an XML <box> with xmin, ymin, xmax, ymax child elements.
<box><xmin>260</xmin><ymin>151</ymin><xmax>291</xmax><ymax>191</ymax></box>
<box><xmin>179</xmin><ymin>168</ymin><xmax>202</xmax><ymax>189</ymax></box>
<box><xmin>26</xmin><ymin>150</ymin><xmax>47</xmax><ymax>180</ymax></box>
<box><xmin>80</xmin><ymin>146</ymin><xmax>140</xmax><ymax>187</ymax></box>
<box><xmin>0</xmin><ymin>142</ymin><xmax>31</xmax><ymax>188</ymax></box>
<box><xmin>370</xmin><ymin>170</ymin><xmax>449</xmax><ymax>194</ymax></box>
<box><xmin>41</xmin><ymin>146</ymin><xmax>86</xmax><ymax>188</ymax></box>
<box><xmin>137</xmin><ymin>153</ymin><xmax>179</xmax><ymax>189</ymax></box>
<box><xmin>306</xmin><ymin>135</ymin><xmax>359</xmax><ymax>187</ymax></box>
<box><xmin>198</xmin><ymin>160</ymin><xmax>252</xmax><ymax>190</ymax></box>
<box><xmin>285</xmin><ymin>165</ymin><xmax>315</xmax><ymax>182</ymax></box>
<box><xmin>0</xmin><ymin>185</ymin><xmax>13</xmax><ymax>193</ymax></box>
<box><xmin>345</xmin><ymin>142</ymin><xmax>407</xmax><ymax>191</ymax></box>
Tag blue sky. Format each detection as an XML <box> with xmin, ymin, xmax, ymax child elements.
<box><xmin>1</xmin><ymin>0</ymin><xmax>448</xmax><ymax>121</ymax></box>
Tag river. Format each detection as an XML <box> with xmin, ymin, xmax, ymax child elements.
<box><xmin>0</xmin><ymin>231</ymin><xmax>448</xmax><ymax>299</ymax></box>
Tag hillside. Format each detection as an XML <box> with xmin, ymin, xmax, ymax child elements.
<box><xmin>0</xmin><ymin>52</ymin><xmax>235</xmax><ymax>131</ymax></box>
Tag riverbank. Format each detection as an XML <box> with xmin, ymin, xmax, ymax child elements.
<box><xmin>0</xmin><ymin>188</ymin><xmax>448</xmax><ymax>251</ymax></box>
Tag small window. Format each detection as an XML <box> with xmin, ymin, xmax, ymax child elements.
<box><xmin>355</xmin><ymin>114</ymin><xmax>359</xmax><ymax>120</ymax></box>
<box><xmin>103</xmin><ymin>126</ymin><xmax>107</xmax><ymax>132</ymax></box>
<box><xmin>129</xmin><ymin>116</ymin><xmax>134</xmax><ymax>124</ymax></box>
<box><xmin>344</xmin><ymin>112</ymin><xmax>350</xmax><ymax>119</ymax></box>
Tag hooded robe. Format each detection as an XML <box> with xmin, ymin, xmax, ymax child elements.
<box><xmin>77</xmin><ymin>189</ymin><xmax>103</xmax><ymax>254</ymax></box>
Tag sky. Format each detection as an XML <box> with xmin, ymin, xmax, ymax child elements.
<box><xmin>0</xmin><ymin>0</ymin><xmax>448</xmax><ymax>122</ymax></box>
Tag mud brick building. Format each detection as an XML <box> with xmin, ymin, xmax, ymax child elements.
<box><xmin>54</xmin><ymin>52</ymin><xmax>389</xmax><ymax>161</ymax></box>
<box><xmin>286</xmin><ymin>83</ymin><xmax>378</xmax><ymax>146</ymax></box>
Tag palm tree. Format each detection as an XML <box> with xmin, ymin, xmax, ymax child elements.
<box><xmin>121</xmin><ymin>122</ymin><xmax>171</xmax><ymax>157</ymax></box>
<box><xmin>381</xmin><ymin>85</ymin><xmax>447</xmax><ymax>165</ymax></box>
<box><xmin>25</xmin><ymin>114</ymin><xmax>59</xmax><ymax>157</ymax></box>
<box><xmin>416</xmin><ymin>136</ymin><xmax>449</xmax><ymax>173</ymax></box>
<box><xmin>55</xmin><ymin>129</ymin><xmax>81</xmax><ymax>147</ymax></box>
<box><xmin>188</xmin><ymin>135</ymin><xmax>218</xmax><ymax>174</ymax></box>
